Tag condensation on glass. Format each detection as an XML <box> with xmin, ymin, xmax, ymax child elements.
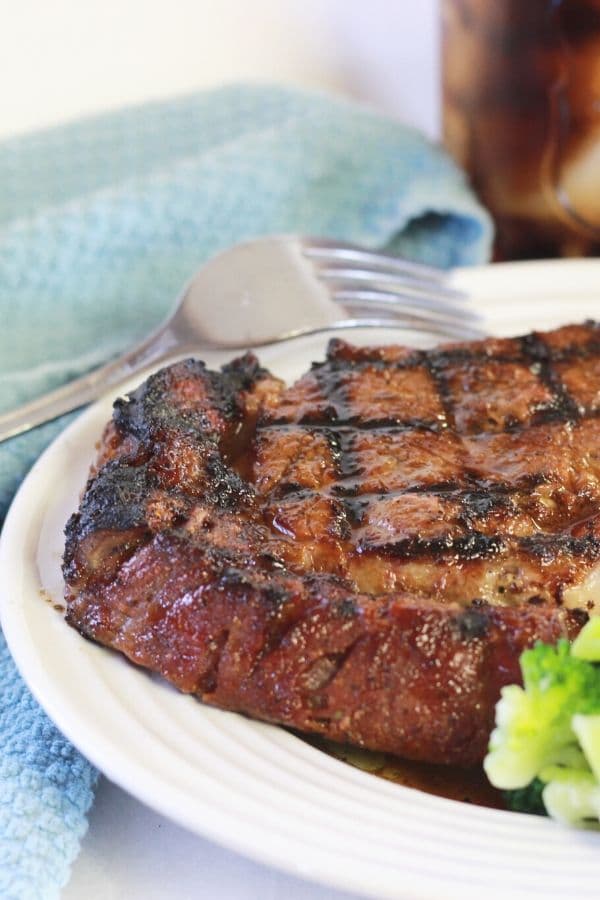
<box><xmin>442</xmin><ymin>0</ymin><xmax>600</xmax><ymax>259</ymax></box>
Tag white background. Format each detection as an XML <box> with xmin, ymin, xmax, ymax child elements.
<box><xmin>1</xmin><ymin>0</ymin><xmax>440</xmax><ymax>140</ymax></box>
<box><xmin>4</xmin><ymin>3</ymin><xmax>439</xmax><ymax>898</ymax></box>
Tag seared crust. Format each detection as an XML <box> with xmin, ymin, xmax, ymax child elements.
<box><xmin>63</xmin><ymin>323</ymin><xmax>600</xmax><ymax>765</ymax></box>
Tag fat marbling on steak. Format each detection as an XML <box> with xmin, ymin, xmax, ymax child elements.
<box><xmin>63</xmin><ymin>322</ymin><xmax>600</xmax><ymax>766</ymax></box>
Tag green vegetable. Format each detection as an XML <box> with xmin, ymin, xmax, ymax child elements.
<box><xmin>503</xmin><ymin>778</ymin><xmax>546</xmax><ymax>816</ymax></box>
<box><xmin>484</xmin><ymin>617</ymin><xmax>600</xmax><ymax>827</ymax></box>
<box><xmin>572</xmin><ymin>617</ymin><xmax>600</xmax><ymax>662</ymax></box>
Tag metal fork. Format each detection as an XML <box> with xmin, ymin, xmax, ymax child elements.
<box><xmin>0</xmin><ymin>235</ymin><xmax>481</xmax><ymax>443</ymax></box>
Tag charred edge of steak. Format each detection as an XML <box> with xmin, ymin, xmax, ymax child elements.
<box><xmin>324</xmin><ymin>321</ymin><xmax>600</xmax><ymax>371</ymax></box>
<box><xmin>64</xmin><ymin>354</ymin><xmax>267</xmax><ymax>589</ymax></box>
<box><xmin>200</xmin><ymin>454</ymin><xmax>255</xmax><ymax>510</ymax></box>
<box><xmin>220</xmin><ymin>352</ymin><xmax>273</xmax><ymax>392</ymax></box>
<box><xmin>113</xmin><ymin>353</ymin><xmax>266</xmax><ymax>444</ymax></box>
<box><xmin>67</xmin><ymin>460</ymin><xmax>151</xmax><ymax>538</ymax></box>
<box><xmin>63</xmin><ymin>461</ymin><xmax>151</xmax><ymax>580</ymax></box>
<box><xmin>114</xmin><ymin>358</ymin><xmax>208</xmax><ymax>441</ymax></box>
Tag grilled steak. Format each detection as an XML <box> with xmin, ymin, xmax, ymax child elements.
<box><xmin>63</xmin><ymin>322</ymin><xmax>600</xmax><ymax>766</ymax></box>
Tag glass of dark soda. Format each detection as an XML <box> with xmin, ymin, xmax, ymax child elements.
<box><xmin>443</xmin><ymin>0</ymin><xmax>600</xmax><ymax>259</ymax></box>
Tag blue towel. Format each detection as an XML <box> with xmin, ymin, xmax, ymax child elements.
<box><xmin>0</xmin><ymin>83</ymin><xmax>492</xmax><ymax>898</ymax></box>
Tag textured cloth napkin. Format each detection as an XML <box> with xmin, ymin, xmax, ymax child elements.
<box><xmin>0</xmin><ymin>83</ymin><xmax>492</xmax><ymax>898</ymax></box>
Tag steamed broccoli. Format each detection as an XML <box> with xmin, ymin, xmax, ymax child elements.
<box><xmin>503</xmin><ymin>777</ymin><xmax>546</xmax><ymax>816</ymax></box>
<box><xmin>484</xmin><ymin>617</ymin><xmax>600</xmax><ymax>827</ymax></box>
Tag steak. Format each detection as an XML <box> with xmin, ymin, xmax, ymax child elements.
<box><xmin>63</xmin><ymin>322</ymin><xmax>600</xmax><ymax>766</ymax></box>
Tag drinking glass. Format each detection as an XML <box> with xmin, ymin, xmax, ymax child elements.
<box><xmin>442</xmin><ymin>0</ymin><xmax>600</xmax><ymax>259</ymax></box>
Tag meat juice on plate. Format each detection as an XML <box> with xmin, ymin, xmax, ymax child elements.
<box><xmin>308</xmin><ymin>737</ymin><xmax>505</xmax><ymax>808</ymax></box>
<box><xmin>442</xmin><ymin>0</ymin><xmax>600</xmax><ymax>259</ymax></box>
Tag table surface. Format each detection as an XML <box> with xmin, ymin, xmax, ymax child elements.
<box><xmin>64</xmin><ymin>778</ymin><xmax>364</xmax><ymax>900</ymax></box>
<box><xmin>5</xmin><ymin>3</ymin><xmax>438</xmax><ymax>897</ymax></box>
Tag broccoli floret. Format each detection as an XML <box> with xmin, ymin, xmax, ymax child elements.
<box><xmin>484</xmin><ymin>639</ymin><xmax>600</xmax><ymax>791</ymax></box>
<box><xmin>483</xmin><ymin>618</ymin><xmax>600</xmax><ymax>826</ymax></box>
<box><xmin>572</xmin><ymin>713</ymin><xmax>600</xmax><ymax>782</ymax></box>
<box><xmin>572</xmin><ymin>616</ymin><xmax>600</xmax><ymax>662</ymax></box>
<box><xmin>503</xmin><ymin>777</ymin><xmax>547</xmax><ymax>816</ymax></box>
<box><xmin>541</xmin><ymin>766</ymin><xmax>600</xmax><ymax>829</ymax></box>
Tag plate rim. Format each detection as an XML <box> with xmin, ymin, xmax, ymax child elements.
<box><xmin>3</xmin><ymin>258</ymin><xmax>600</xmax><ymax>900</ymax></box>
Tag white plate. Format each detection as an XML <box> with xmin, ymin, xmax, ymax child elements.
<box><xmin>2</xmin><ymin>259</ymin><xmax>600</xmax><ymax>900</ymax></box>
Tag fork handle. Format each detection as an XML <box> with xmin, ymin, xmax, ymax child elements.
<box><xmin>0</xmin><ymin>326</ymin><xmax>183</xmax><ymax>444</ymax></box>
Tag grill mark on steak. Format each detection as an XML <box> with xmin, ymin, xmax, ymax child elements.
<box><xmin>326</xmin><ymin>322</ymin><xmax>600</xmax><ymax>369</ymax></box>
<box><xmin>357</xmin><ymin>532</ymin><xmax>505</xmax><ymax>560</ymax></box>
<box><xmin>519</xmin><ymin>331</ymin><xmax>582</xmax><ymax>426</ymax></box>
<box><xmin>64</xmin><ymin>322</ymin><xmax>600</xmax><ymax>766</ymax></box>
<box><xmin>263</xmin><ymin>420</ymin><xmax>446</xmax><ymax>434</ymax></box>
<box><xmin>257</xmin><ymin>406</ymin><xmax>600</xmax><ymax>436</ymax></box>
<box><xmin>423</xmin><ymin>354</ymin><xmax>456</xmax><ymax>432</ymax></box>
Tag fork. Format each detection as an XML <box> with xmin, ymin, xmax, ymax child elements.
<box><xmin>0</xmin><ymin>235</ymin><xmax>481</xmax><ymax>443</ymax></box>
